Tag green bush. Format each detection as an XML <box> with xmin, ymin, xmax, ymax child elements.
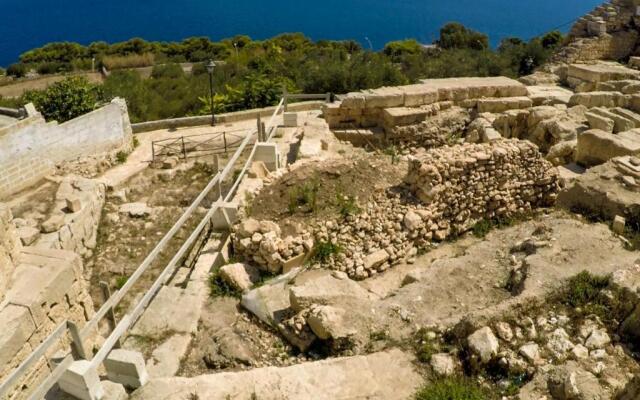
<box><xmin>6</xmin><ymin>63</ymin><xmax>27</xmax><ymax>78</ymax></box>
<box><xmin>414</xmin><ymin>377</ymin><xmax>497</xmax><ymax>400</ymax></box>
<box><xmin>287</xmin><ymin>179</ymin><xmax>320</xmax><ymax>214</ymax></box>
<box><xmin>561</xmin><ymin>271</ymin><xmax>610</xmax><ymax>308</ymax></box>
<box><xmin>23</xmin><ymin>76</ymin><xmax>101</xmax><ymax>122</ymax></box>
<box><xmin>115</xmin><ymin>151</ymin><xmax>129</xmax><ymax>163</ymax></box>
<box><xmin>438</xmin><ymin>23</ymin><xmax>490</xmax><ymax>50</ymax></box>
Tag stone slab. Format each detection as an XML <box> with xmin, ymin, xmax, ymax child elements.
<box><xmin>132</xmin><ymin>349</ymin><xmax>422</xmax><ymax>400</ymax></box>
<box><xmin>129</xmin><ymin>286</ymin><xmax>201</xmax><ymax>336</ymax></box>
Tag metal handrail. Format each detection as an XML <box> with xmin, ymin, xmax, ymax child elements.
<box><xmin>0</xmin><ymin>92</ymin><xmax>321</xmax><ymax>399</ymax></box>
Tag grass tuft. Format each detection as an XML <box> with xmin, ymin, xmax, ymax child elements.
<box><xmin>414</xmin><ymin>377</ymin><xmax>498</xmax><ymax>400</ymax></box>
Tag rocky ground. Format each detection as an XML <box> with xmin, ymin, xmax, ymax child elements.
<box><xmin>88</xmin><ymin>162</ymin><xmax>215</xmax><ymax>311</ymax></box>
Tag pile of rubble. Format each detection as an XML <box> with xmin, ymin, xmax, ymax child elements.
<box><xmin>313</xmin><ymin>140</ymin><xmax>558</xmax><ymax>280</ymax></box>
<box><xmin>233</xmin><ymin>218</ymin><xmax>314</xmax><ymax>274</ymax></box>
<box><xmin>405</xmin><ymin>139</ymin><xmax>559</xmax><ymax>232</ymax></box>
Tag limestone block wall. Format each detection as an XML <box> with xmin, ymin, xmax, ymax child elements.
<box><xmin>0</xmin><ymin>203</ymin><xmax>21</xmax><ymax>301</ymax></box>
<box><xmin>0</xmin><ymin>247</ymin><xmax>94</xmax><ymax>399</ymax></box>
<box><xmin>35</xmin><ymin>176</ymin><xmax>106</xmax><ymax>258</ymax></box>
<box><xmin>0</xmin><ymin>98</ymin><xmax>132</xmax><ymax>199</ymax></box>
<box><xmin>405</xmin><ymin>139</ymin><xmax>559</xmax><ymax>233</ymax></box>
<box><xmin>323</xmin><ymin>77</ymin><xmax>528</xmax><ymax>130</ymax></box>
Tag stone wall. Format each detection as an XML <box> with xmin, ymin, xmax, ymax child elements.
<box><xmin>0</xmin><ymin>98</ymin><xmax>132</xmax><ymax>199</ymax></box>
<box><xmin>405</xmin><ymin>140</ymin><xmax>559</xmax><ymax>232</ymax></box>
<box><xmin>312</xmin><ymin>140</ymin><xmax>559</xmax><ymax>280</ymax></box>
<box><xmin>34</xmin><ymin>176</ymin><xmax>106</xmax><ymax>258</ymax></box>
<box><xmin>0</xmin><ymin>208</ymin><xmax>95</xmax><ymax>399</ymax></box>
<box><xmin>0</xmin><ymin>203</ymin><xmax>21</xmax><ymax>301</ymax></box>
<box><xmin>323</xmin><ymin>77</ymin><xmax>528</xmax><ymax>130</ymax></box>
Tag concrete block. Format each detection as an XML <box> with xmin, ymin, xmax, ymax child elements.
<box><xmin>104</xmin><ymin>349</ymin><xmax>149</xmax><ymax>389</ymax></box>
<box><xmin>58</xmin><ymin>360</ymin><xmax>104</xmax><ymax>400</ymax></box>
<box><xmin>211</xmin><ymin>202</ymin><xmax>238</xmax><ymax>230</ymax></box>
<box><xmin>283</xmin><ymin>112</ymin><xmax>298</xmax><ymax>127</ymax></box>
<box><xmin>254</xmin><ymin>142</ymin><xmax>280</xmax><ymax>172</ymax></box>
<box><xmin>613</xmin><ymin>215</ymin><xmax>626</xmax><ymax>235</ymax></box>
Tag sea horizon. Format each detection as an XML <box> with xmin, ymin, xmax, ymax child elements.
<box><xmin>1</xmin><ymin>0</ymin><xmax>603</xmax><ymax>67</ymax></box>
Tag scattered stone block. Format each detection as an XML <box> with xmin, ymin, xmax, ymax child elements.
<box><xmin>576</xmin><ymin>129</ymin><xmax>640</xmax><ymax>167</ymax></box>
<box><xmin>585</xmin><ymin>111</ymin><xmax>614</xmax><ymax>133</ymax></box>
<box><xmin>58</xmin><ymin>360</ymin><xmax>104</xmax><ymax>400</ymax></box>
<box><xmin>306</xmin><ymin>305</ymin><xmax>355</xmax><ymax>340</ymax></box>
<box><xmin>104</xmin><ymin>349</ymin><xmax>149</xmax><ymax>389</ymax></box>
<box><xmin>162</xmin><ymin>157</ymin><xmax>179</xmax><ymax>170</ymax></box>
<box><xmin>519</xmin><ymin>343</ymin><xmax>541</xmax><ymax>363</ymax></box>
<box><xmin>41</xmin><ymin>214</ymin><xmax>65</xmax><ymax>233</ymax></box>
<box><xmin>467</xmin><ymin>327</ymin><xmax>499</xmax><ymax>363</ymax></box>
<box><xmin>219</xmin><ymin>263</ymin><xmax>260</xmax><ymax>292</ymax></box>
<box><xmin>613</xmin><ymin>215</ymin><xmax>626</xmax><ymax>234</ymax></box>
<box><xmin>119</xmin><ymin>202</ymin><xmax>151</xmax><ymax>218</ymax></box>
<box><xmin>102</xmin><ymin>381</ymin><xmax>128</xmax><ymax>400</ymax></box>
<box><xmin>16</xmin><ymin>226</ymin><xmax>40</xmax><ymax>246</ymax></box>
<box><xmin>363</xmin><ymin>249</ymin><xmax>389</xmax><ymax>271</ymax></box>
<box><xmin>430</xmin><ymin>353</ymin><xmax>456</xmax><ymax>377</ymax></box>
<box><xmin>65</xmin><ymin>197</ymin><xmax>83</xmax><ymax>213</ymax></box>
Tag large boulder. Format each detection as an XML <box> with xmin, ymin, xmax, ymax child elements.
<box><xmin>576</xmin><ymin>129</ymin><xmax>640</xmax><ymax>167</ymax></box>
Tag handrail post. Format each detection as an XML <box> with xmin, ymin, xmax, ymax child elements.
<box><xmin>214</xmin><ymin>154</ymin><xmax>222</xmax><ymax>200</ymax></box>
<box><xmin>325</xmin><ymin>92</ymin><xmax>331</xmax><ymax>102</ymax></box>
<box><xmin>67</xmin><ymin>321</ymin><xmax>88</xmax><ymax>360</ymax></box>
<box><xmin>223</xmin><ymin>132</ymin><xmax>227</xmax><ymax>153</ymax></box>
<box><xmin>99</xmin><ymin>281</ymin><xmax>120</xmax><ymax>349</ymax></box>
<box><xmin>181</xmin><ymin>137</ymin><xmax>187</xmax><ymax>159</ymax></box>
<box><xmin>151</xmin><ymin>141</ymin><xmax>156</xmax><ymax>162</ymax></box>
<box><xmin>283</xmin><ymin>87</ymin><xmax>289</xmax><ymax>112</ymax></box>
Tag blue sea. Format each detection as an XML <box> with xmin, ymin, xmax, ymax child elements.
<box><xmin>0</xmin><ymin>0</ymin><xmax>602</xmax><ymax>66</ymax></box>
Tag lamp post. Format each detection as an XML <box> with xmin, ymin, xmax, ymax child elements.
<box><xmin>206</xmin><ymin>60</ymin><xmax>216</xmax><ymax>126</ymax></box>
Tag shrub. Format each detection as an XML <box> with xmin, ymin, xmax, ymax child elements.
<box><xmin>561</xmin><ymin>271</ymin><xmax>610</xmax><ymax>308</ymax></box>
<box><xmin>23</xmin><ymin>76</ymin><xmax>101</xmax><ymax>122</ymax></box>
<box><xmin>102</xmin><ymin>53</ymin><xmax>155</xmax><ymax>70</ymax></box>
<box><xmin>336</xmin><ymin>192</ymin><xmax>360</xmax><ymax>217</ymax></box>
<box><xmin>414</xmin><ymin>377</ymin><xmax>497</xmax><ymax>400</ymax></box>
<box><xmin>6</xmin><ymin>63</ymin><xmax>27</xmax><ymax>78</ymax></box>
<box><xmin>311</xmin><ymin>241</ymin><xmax>342</xmax><ymax>263</ymax></box>
<box><xmin>36</xmin><ymin>61</ymin><xmax>71</xmax><ymax>75</ymax></box>
<box><xmin>115</xmin><ymin>151</ymin><xmax>129</xmax><ymax>163</ymax></box>
<box><xmin>438</xmin><ymin>23</ymin><xmax>490</xmax><ymax>50</ymax></box>
<box><xmin>287</xmin><ymin>178</ymin><xmax>320</xmax><ymax>214</ymax></box>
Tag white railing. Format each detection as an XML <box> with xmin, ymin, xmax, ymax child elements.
<box><xmin>0</xmin><ymin>94</ymin><xmax>303</xmax><ymax>400</ymax></box>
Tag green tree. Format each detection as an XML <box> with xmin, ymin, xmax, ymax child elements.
<box><xmin>438</xmin><ymin>22</ymin><xmax>489</xmax><ymax>50</ymax></box>
<box><xmin>23</xmin><ymin>76</ymin><xmax>101</xmax><ymax>122</ymax></box>
<box><xmin>383</xmin><ymin>39</ymin><xmax>423</xmax><ymax>61</ymax></box>
<box><xmin>541</xmin><ymin>30</ymin><xmax>564</xmax><ymax>49</ymax></box>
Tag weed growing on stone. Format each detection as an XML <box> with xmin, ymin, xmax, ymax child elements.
<box><xmin>383</xmin><ymin>145</ymin><xmax>399</xmax><ymax>165</ymax></box>
<box><xmin>414</xmin><ymin>377</ymin><xmax>498</xmax><ymax>400</ymax></box>
<box><xmin>115</xmin><ymin>151</ymin><xmax>129</xmax><ymax>164</ymax></box>
<box><xmin>208</xmin><ymin>269</ymin><xmax>240</xmax><ymax>298</ymax></box>
<box><xmin>115</xmin><ymin>275</ymin><xmax>128</xmax><ymax>289</ymax></box>
<box><xmin>132</xmin><ymin>136</ymin><xmax>140</xmax><ymax>148</ymax></box>
<box><xmin>335</xmin><ymin>191</ymin><xmax>360</xmax><ymax>218</ymax></box>
<box><xmin>287</xmin><ymin>177</ymin><xmax>320</xmax><ymax>214</ymax></box>
<box><xmin>311</xmin><ymin>241</ymin><xmax>342</xmax><ymax>263</ymax></box>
